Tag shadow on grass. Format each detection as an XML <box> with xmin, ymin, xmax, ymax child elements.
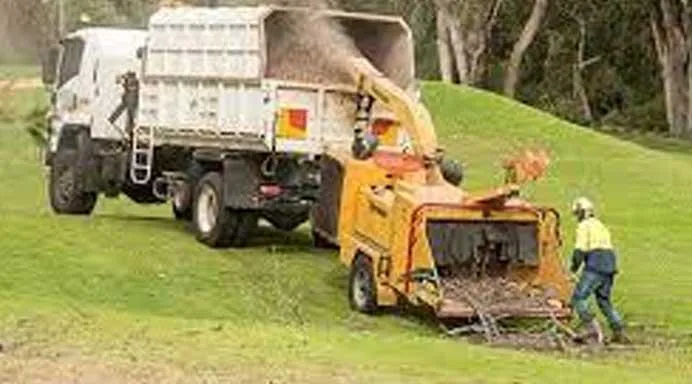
<box><xmin>95</xmin><ymin>213</ymin><xmax>322</xmax><ymax>252</ymax></box>
<box><xmin>602</xmin><ymin>129</ymin><xmax>692</xmax><ymax>157</ymax></box>
<box><xmin>95</xmin><ymin>213</ymin><xmax>189</xmax><ymax>234</ymax></box>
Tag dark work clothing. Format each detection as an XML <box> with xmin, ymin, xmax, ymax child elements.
<box><xmin>571</xmin><ymin>248</ymin><xmax>618</xmax><ymax>275</ymax></box>
<box><xmin>571</xmin><ymin>270</ymin><xmax>624</xmax><ymax>331</ymax></box>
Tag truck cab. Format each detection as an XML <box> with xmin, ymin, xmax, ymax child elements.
<box><xmin>44</xmin><ymin>28</ymin><xmax>146</xmax><ymax>158</ymax></box>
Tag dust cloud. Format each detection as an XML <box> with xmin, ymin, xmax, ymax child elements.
<box><xmin>265</xmin><ymin>9</ymin><xmax>364</xmax><ymax>84</ymax></box>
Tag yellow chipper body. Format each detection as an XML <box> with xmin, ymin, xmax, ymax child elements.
<box><xmin>312</xmin><ymin>58</ymin><xmax>573</xmax><ymax>319</ymax></box>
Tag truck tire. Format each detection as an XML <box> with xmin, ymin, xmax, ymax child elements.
<box><xmin>193</xmin><ymin>172</ymin><xmax>257</xmax><ymax>248</ymax></box>
<box><xmin>172</xmin><ymin>182</ymin><xmax>192</xmax><ymax>221</ymax></box>
<box><xmin>349</xmin><ymin>255</ymin><xmax>378</xmax><ymax>314</ymax></box>
<box><xmin>232</xmin><ymin>210</ymin><xmax>258</xmax><ymax>247</ymax></box>
<box><xmin>49</xmin><ymin>149</ymin><xmax>98</xmax><ymax>215</ymax></box>
<box><xmin>173</xmin><ymin>162</ymin><xmax>204</xmax><ymax>221</ymax></box>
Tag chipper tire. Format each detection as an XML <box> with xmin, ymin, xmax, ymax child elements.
<box><xmin>49</xmin><ymin>149</ymin><xmax>98</xmax><ymax>215</ymax></box>
<box><xmin>349</xmin><ymin>255</ymin><xmax>378</xmax><ymax>314</ymax></box>
<box><xmin>193</xmin><ymin>172</ymin><xmax>257</xmax><ymax>248</ymax></box>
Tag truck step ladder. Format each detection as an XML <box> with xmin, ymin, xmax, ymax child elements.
<box><xmin>130</xmin><ymin>126</ymin><xmax>154</xmax><ymax>185</ymax></box>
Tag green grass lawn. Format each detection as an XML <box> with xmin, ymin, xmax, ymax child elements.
<box><xmin>0</xmin><ymin>64</ymin><xmax>40</xmax><ymax>80</ymax></box>
<box><xmin>0</xmin><ymin>85</ymin><xmax>690</xmax><ymax>382</ymax></box>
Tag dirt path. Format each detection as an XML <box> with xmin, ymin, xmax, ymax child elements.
<box><xmin>0</xmin><ymin>354</ymin><xmax>369</xmax><ymax>384</ymax></box>
<box><xmin>0</xmin><ymin>77</ymin><xmax>42</xmax><ymax>92</ymax></box>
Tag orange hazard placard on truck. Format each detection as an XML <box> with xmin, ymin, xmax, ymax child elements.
<box><xmin>278</xmin><ymin>108</ymin><xmax>308</xmax><ymax>139</ymax></box>
<box><xmin>371</xmin><ymin>118</ymin><xmax>400</xmax><ymax>147</ymax></box>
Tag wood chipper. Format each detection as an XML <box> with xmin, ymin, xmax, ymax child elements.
<box><xmin>311</xmin><ymin>57</ymin><xmax>573</xmax><ymax>320</ymax></box>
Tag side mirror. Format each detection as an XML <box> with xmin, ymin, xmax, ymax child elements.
<box><xmin>42</xmin><ymin>46</ymin><xmax>60</xmax><ymax>87</ymax></box>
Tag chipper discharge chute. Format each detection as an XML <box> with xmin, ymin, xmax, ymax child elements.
<box><xmin>311</xmin><ymin>55</ymin><xmax>573</xmax><ymax>321</ymax></box>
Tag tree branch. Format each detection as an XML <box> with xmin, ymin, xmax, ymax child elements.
<box><xmin>503</xmin><ymin>0</ymin><xmax>549</xmax><ymax>97</ymax></box>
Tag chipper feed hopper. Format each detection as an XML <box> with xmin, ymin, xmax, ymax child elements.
<box><xmin>312</xmin><ymin>57</ymin><xmax>573</xmax><ymax>320</ymax></box>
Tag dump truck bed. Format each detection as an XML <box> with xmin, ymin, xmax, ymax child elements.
<box><xmin>135</xmin><ymin>6</ymin><xmax>415</xmax><ymax>154</ymax></box>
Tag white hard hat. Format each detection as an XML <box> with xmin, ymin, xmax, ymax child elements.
<box><xmin>572</xmin><ymin>197</ymin><xmax>595</xmax><ymax>216</ymax></box>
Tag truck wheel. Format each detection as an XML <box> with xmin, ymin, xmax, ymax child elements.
<box><xmin>173</xmin><ymin>162</ymin><xmax>204</xmax><ymax>221</ymax></box>
<box><xmin>230</xmin><ymin>210</ymin><xmax>258</xmax><ymax>247</ymax></box>
<box><xmin>194</xmin><ymin>172</ymin><xmax>235</xmax><ymax>248</ymax></box>
<box><xmin>349</xmin><ymin>255</ymin><xmax>378</xmax><ymax>314</ymax></box>
<box><xmin>172</xmin><ymin>182</ymin><xmax>192</xmax><ymax>221</ymax></box>
<box><xmin>193</xmin><ymin>172</ymin><xmax>257</xmax><ymax>248</ymax></box>
<box><xmin>49</xmin><ymin>149</ymin><xmax>98</xmax><ymax>215</ymax></box>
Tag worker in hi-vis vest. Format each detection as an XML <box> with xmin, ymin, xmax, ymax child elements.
<box><xmin>570</xmin><ymin>197</ymin><xmax>629</xmax><ymax>344</ymax></box>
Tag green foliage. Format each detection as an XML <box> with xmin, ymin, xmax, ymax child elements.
<box><xmin>603</xmin><ymin>95</ymin><xmax>669</xmax><ymax>133</ymax></box>
<box><xmin>23</xmin><ymin>104</ymin><xmax>49</xmax><ymax>147</ymax></box>
<box><xmin>0</xmin><ymin>0</ymin><xmax>671</xmax><ymax>132</ymax></box>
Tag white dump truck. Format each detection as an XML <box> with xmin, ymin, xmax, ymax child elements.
<box><xmin>42</xmin><ymin>6</ymin><xmax>416</xmax><ymax>247</ymax></box>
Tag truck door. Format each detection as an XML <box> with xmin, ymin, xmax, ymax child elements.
<box><xmin>49</xmin><ymin>37</ymin><xmax>87</xmax><ymax>153</ymax></box>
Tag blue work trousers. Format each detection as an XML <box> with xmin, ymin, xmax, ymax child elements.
<box><xmin>571</xmin><ymin>270</ymin><xmax>624</xmax><ymax>331</ymax></box>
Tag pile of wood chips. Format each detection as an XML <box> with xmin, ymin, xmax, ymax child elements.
<box><xmin>441</xmin><ymin>276</ymin><xmax>553</xmax><ymax>315</ymax></box>
<box><xmin>440</xmin><ymin>276</ymin><xmax>579</xmax><ymax>351</ymax></box>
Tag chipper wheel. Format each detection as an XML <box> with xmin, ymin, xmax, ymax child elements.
<box><xmin>49</xmin><ymin>147</ymin><xmax>98</xmax><ymax>215</ymax></box>
<box><xmin>193</xmin><ymin>172</ymin><xmax>257</xmax><ymax>248</ymax></box>
<box><xmin>349</xmin><ymin>255</ymin><xmax>378</xmax><ymax>314</ymax></box>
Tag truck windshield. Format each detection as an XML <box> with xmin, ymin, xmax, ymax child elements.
<box><xmin>58</xmin><ymin>38</ymin><xmax>85</xmax><ymax>87</ymax></box>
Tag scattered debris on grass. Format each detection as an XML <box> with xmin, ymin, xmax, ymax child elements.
<box><xmin>441</xmin><ymin>276</ymin><xmax>557</xmax><ymax>315</ymax></box>
<box><xmin>439</xmin><ymin>275</ymin><xmax>582</xmax><ymax>352</ymax></box>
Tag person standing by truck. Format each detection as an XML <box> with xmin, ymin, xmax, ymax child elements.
<box><xmin>569</xmin><ymin>197</ymin><xmax>629</xmax><ymax>344</ymax></box>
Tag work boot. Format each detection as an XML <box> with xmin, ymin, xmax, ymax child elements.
<box><xmin>610</xmin><ymin>328</ymin><xmax>631</xmax><ymax>344</ymax></box>
<box><xmin>573</xmin><ymin>319</ymin><xmax>604</xmax><ymax>344</ymax></box>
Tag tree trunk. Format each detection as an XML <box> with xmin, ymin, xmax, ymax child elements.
<box><xmin>447</xmin><ymin>15</ymin><xmax>470</xmax><ymax>84</ymax></box>
<box><xmin>684</xmin><ymin>2</ymin><xmax>692</xmax><ymax>134</ymax></box>
<box><xmin>432</xmin><ymin>0</ymin><xmax>503</xmax><ymax>86</ymax></box>
<box><xmin>571</xmin><ymin>15</ymin><xmax>601</xmax><ymax>125</ymax></box>
<box><xmin>435</xmin><ymin>6</ymin><xmax>454</xmax><ymax>83</ymax></box>
<box><xmin>650</xmin><ymin>0</ymin><xmax>690</xmax><ymax>136</ymax></box>
<box><xmin>503</xmin><ymin>0</ymin><xmax>549</xmax><ymax>98</ymax></box>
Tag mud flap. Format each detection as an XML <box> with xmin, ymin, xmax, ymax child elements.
<box><xmin>311</xmin><ymin>155</ymin><xmax>345</xmax><ymax>240</ymax></box>
<box><xmin>222</xmin><ymin>156</ymin><xmax>262</xmax><ymax>210</ymax></box>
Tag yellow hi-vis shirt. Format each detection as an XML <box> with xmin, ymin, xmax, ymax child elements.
<box><xmin>575</xmin><ymin>217</ymin><xmax>613</xmax><ymax>251</ymax></box>
<box><xmin>573</xmin><ymin>217</ymin><xmax>618</xmax><ymax>274</ymax></box>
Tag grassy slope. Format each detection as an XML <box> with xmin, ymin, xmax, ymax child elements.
<box><xmin>427</xmin><ymin>85</ymin><xmax>692</xmax><ymax>331</ymax></box>
<box><xmin>0</xmin><ymin>85</ymin><xmax>690</xmax><ymax>383</ymax></box>
<box><xmin>0</xmin><ymin>65</ymin><xmax>39</xmax><ymax>80</ymax></box>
